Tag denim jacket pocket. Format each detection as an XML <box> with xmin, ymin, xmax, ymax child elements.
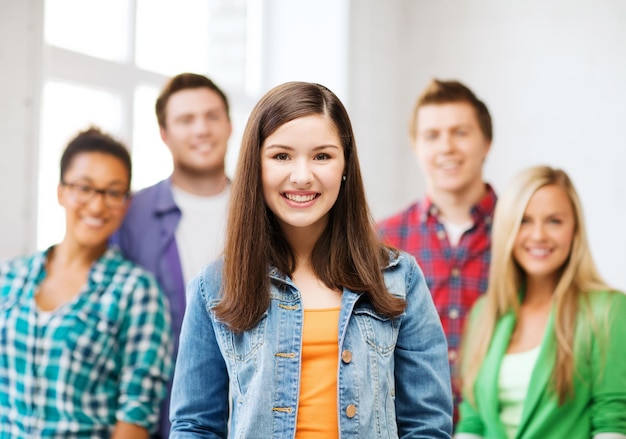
<box><xmin>212</xmin><ymin>307</ymin><xmax>269</xmax><ymax>363</ymax></box>
<box><xmin>353</xmin><ymin>304</ymin><xmax>399</xmax><ymax>356</ymax></box>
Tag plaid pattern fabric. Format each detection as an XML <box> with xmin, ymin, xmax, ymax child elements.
<box><xmin>377</xmin><ymin>185</ymin><xmax>496</xmax><ymax>421</ymax></box>
<box><xmin>0</xmin><ymin>247</ymin><xmax>172</xmax><ymax>438</ymax></box>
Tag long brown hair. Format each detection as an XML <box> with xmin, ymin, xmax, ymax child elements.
<box><xmin>461</xmin><ymin>166</ymin><xmax>610</xmax><ymax>404</ymax></box>
<box><xmin>215</xmin><ymin>82</ymin><xmax>405</xmax><ymax>332</ymax></box>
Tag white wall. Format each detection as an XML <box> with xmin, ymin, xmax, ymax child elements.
<box><xmin>347</xmin><ymin>2</ymin><xmax>426</xmax><ymax>220</ymax></box>
<box><xmin>0</xmin><ymin>0</ymin><xmax>42</xmax><ymax>259</ymax></box>
<box><xmin>260</xmin><ymin>0</ymin><xmax>349</xmax><ymax>98</ymax></box>
<box><xmin>352</xmin><ymin>0</ymin><xmax>626</xmax><ymax>290</ymax></box>
<box><xmin>2</xmin><ymin>1</ymin><xmax>625</xmax><ymax>290</ymax></box>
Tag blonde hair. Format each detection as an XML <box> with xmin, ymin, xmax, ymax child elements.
<box><xmin>461</xmin><ymin>165</ymin><xmax>610</xmax><ymax>404</ymax></box>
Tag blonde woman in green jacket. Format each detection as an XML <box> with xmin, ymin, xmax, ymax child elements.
<box><xmin>456</xmin><ymin>165</ymin><xmax>626</xmax><ymax>439</ymax></box>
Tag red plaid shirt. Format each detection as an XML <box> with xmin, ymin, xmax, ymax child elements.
<box><xmin>377</xmin><ymin>184</ymin><xmax>496</xmax><ymax>422</ymax></box>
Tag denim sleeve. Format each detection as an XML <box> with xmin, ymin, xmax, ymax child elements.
<box><xmin>394</xmin><ymin>256</ymin><xmax>453</xmax><ymax>438</ymax></box>
<box><xmin>170</xmin><ymin>272</ymin><xmax>230</xmax><ymax>438</ymax></box>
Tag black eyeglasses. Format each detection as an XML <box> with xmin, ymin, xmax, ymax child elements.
<box><xmin>60</xmin><ymin>181</ymin><xmax>130</xmax><ymax>208</ymax></box>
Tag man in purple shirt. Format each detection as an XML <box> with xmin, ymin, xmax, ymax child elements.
<box><xmin>112</xmin><ymin>73</ymin><xmax>232</xmax><ymax>438</ymax></box>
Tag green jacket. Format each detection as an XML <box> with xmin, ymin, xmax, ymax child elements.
<box><xmin>457</xmin><ymin>290</ymin><xmax>626</xmax><ymax>438</ymax></box>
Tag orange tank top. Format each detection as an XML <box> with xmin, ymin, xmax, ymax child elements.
<box><xmin>295</xmin><ymin>307</ymin><xmax>340</xmax><ymax>439</ymax></box>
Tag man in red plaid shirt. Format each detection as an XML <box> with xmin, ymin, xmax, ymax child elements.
<box><xmin>378</xmin><ymin>79</ymin><xmax>496</xmax><ymax>426</ymax></box>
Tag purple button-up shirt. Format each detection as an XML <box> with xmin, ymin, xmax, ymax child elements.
<box><xmin>111</xmin><ymin>177</ymin><xmax>185</xmax><ymax>438</ymax></box>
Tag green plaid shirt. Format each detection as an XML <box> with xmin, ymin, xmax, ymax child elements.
<box><xmin>0</xmin><ymin>247</ymin><xmax>173</xmax><ymax>438</ymax></box>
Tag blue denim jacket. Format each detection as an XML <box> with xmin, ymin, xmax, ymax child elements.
<box><xmin>170</xmin><ymin>251</ymin><xmax>453</xmax><ymax>438</ymax></box>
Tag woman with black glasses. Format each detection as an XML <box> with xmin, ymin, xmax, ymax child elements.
<box><xmin>0</xmin><ymin>127</ymin><xmax>172</xmax><ymax>438</ymax></box>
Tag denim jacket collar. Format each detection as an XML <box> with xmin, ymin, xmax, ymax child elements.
<box><xmin>267</xmin><ymin>249</ymin><xmax>403</xmax><ymax>285</ymax></box>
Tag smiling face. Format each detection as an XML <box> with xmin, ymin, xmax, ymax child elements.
<box><xmin>58</xmin><ymin>152</ymin><xmax>130</xmax><ymax>250</ymax></box>
<box><xmin>261</xmin><ymin>114</ymin><xmax>345</xmax><ymax>239</ymax></box>
<box><xmin>513</xmin><ymin>184</ymin><xmax>576</xmax><ymax>287</ymax></box>
<box><xmin>414</xmin><ymin>102</ymin><xmax>491</xmax><ymax>199</ymax></box>
<box><xmin>160</xmin><ymin>87</ymin><xmax>232</xmax><ymax>177</ymax></box>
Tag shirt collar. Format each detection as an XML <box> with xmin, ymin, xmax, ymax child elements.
<box><xmin>36</xmin><ymin>246</ymin><xmax>120</xmax><ymax>290</ymax></box>
<box><xmin>470</xmin><ymin>183</ymin><xmax>497</xmax><ymax>224</ymax></box>
<box><xmin>268</xmin><ymin>249</ymin><xmax>403</xmax><ymax>282</ymax></box>
<box><xmin>419</xmin><ymin>183</ymin><xmax>497</xmax><ymax>225</ymax></box>
<box><xmin>154</xmin><ymin>177</ymin><xmax>180</xmax><ymax>215</ymax></box>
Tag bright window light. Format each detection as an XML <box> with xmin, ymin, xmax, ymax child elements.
<box><xmin>132</xmin><ymin>85</ymin><xmax>173</xmax><ymax>190</ymax></box>
<box><xmin>38</xmin><ymin>82</ymin><xmax>123</xmax><ymax>250</ymax></box>
<box><xmin>38</xmin><ymin>0</ymin><xmax>256</xmax><ymax>249</ymax></box>
<box><xmin>44</xmin><ymin>0</ymin><xmax>130</xmax><ymax>62</ymax></box>
<box><xmin>135</xmin><ymin>0</ymin><xmax>211</xmax><ymax>75</ymax></box>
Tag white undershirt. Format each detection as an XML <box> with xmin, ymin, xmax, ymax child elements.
<box><xmin>172</xmin><ymin>185</ymin><xmax>230</xmax><ymax>285</ymax></box>
<box><xmin>441</xmin><ymin>220</ymin><xmax>474</xmax><ymax>247</ymax></box>
<box><xmin>36</xmin><ymin>309</ymin><xmax>54</xmax><ymax>325</ymax></box>
<box><xmin>498</xmin><ymin>344</ymin><xmax>541</xmax><ymax>439</ymax></box>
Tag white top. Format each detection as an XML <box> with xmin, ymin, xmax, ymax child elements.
<box><xmin>172</xmin><ymin>185</ymin><xmax>230</xmax><ymax>285</ymax></box>
<box><xmin>36</xmin><ymin>309</ymin><xmax>54</xmax><ymax>325</ymax></box>
<box><xmin>498</xmin><ymin>344</ymin><xmax>541</xmax><ymax>439</ymax></box>
<box><xmin>441</xmin><ymin>220</ymin><xmax>474</xmax><ymax>247</ymax></box>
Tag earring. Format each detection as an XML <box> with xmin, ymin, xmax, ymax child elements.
<box><xmin>342</xmin><ymin>175</ymin><xmax>347</xmax><ymax>181</ymax></box>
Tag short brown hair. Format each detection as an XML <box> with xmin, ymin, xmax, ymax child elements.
<box><xmin>409</xmin><ymin>79</ymin><xmax>492</xmax><ymax>143</ymax></box>
<box><xmin>155</xmin><ymin>72</ymin><xmax>230</xmax><ymax>128</ymax></box>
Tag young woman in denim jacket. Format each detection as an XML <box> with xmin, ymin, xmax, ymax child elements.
<box><xmin>456</xmin><ymin>166</ymin><xmax>626</xmax><ymax>439</ymax></box>
<box><xmin>169</xmin><ymin>82</ymin><xmax>453</xmax><ymax>438</ymax></box>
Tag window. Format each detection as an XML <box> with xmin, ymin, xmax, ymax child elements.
<box><xmin>38</xmin><ymin>0</ymin><xmax>260</xmax><ymax>249</ymax></box>
<box><xmin>44</xmin><ymin>0</ymin><xmax>130</xmax><ymax>63</ymax></box>
<box><xmin>135</xmin><ymin>0</ymin><xmax>212</xmax><ymax>76</ymax></box>
<box><xmin>38</xmin><ymin>82</ymin><xmax>123</xmax><ymax>246</ymax></box>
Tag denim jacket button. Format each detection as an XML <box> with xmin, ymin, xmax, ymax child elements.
<box><xmin>345</xmin><ymin>404</ymin><xmax>357</xmax><ymax>418</ymax></box>
<box><xmin>341</xmin><ymin>350</ymin><xmax>352</xmax><ymax>364</ymax></box>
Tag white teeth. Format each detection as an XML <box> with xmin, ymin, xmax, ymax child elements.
<box><xmin>439</xmin><ymin>161</ymin><xmax>460</xmax><ymax>170</ymax></box>
<box><xmin>284</xmin><ymin>193</ymin><xmax>316</xmax><ymax>203</ymax></box>
<box><xmin>83</xmin><ymin>217</ymin><xmax>104</xmax><ymax>226</ymax></box>
<box><xmin>194</xmin><ymin>143</ymin><xmax>213</xmax><ymax>152</ymax></box>
<box><xmin>528</xmin><ymin>248</ymin><xmax>550</xmax><ymax>256</ymax></box>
